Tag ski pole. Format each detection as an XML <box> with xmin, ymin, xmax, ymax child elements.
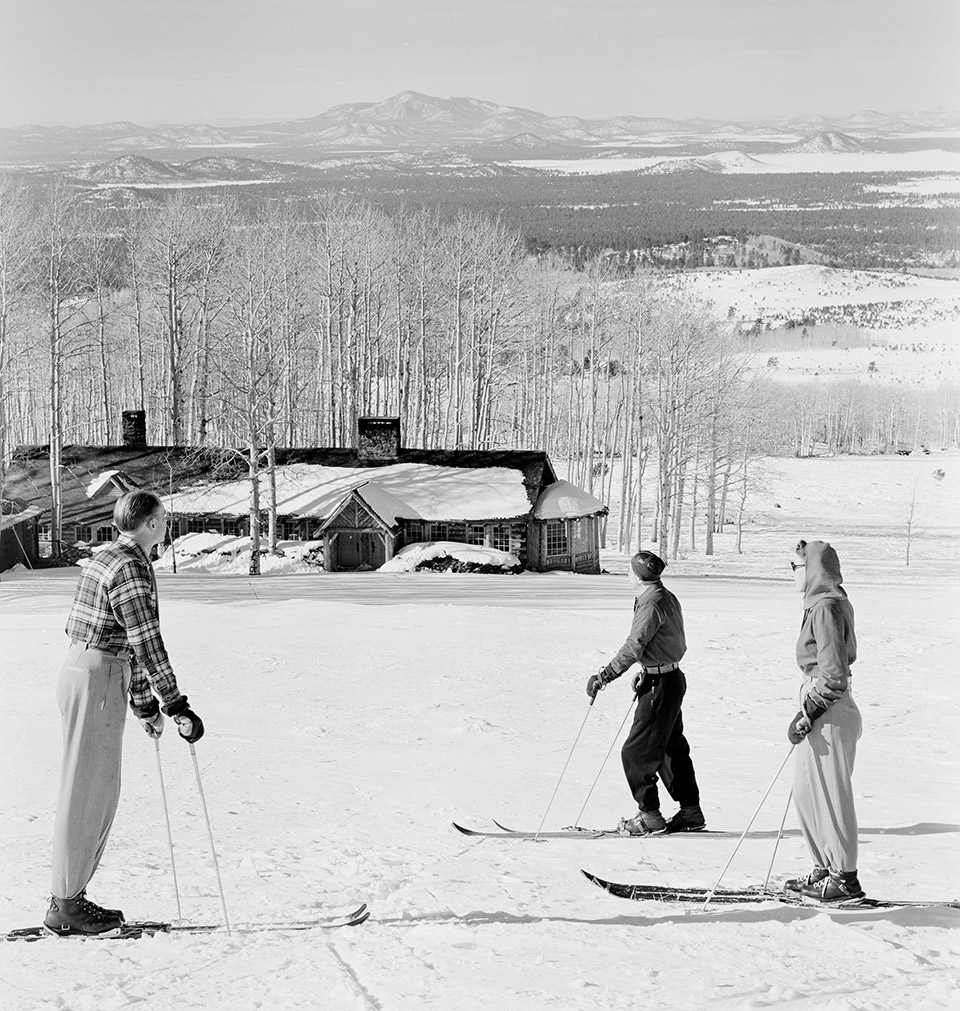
<box><xmin>702</xmin><ymin>745</ymin><xmax>795</xmax><ymax>911</ymax></box>
<box><xmin>534</xmin><ymin>696</ymin><xmax>596</xmax><ymax>842</ymax></box>
<box><xmin>153</xmin><ymin>737</ymin><xmax>183</xmax><ymax>922</ymax></box>
<box><xmin>572</xmin><ymin>696</ymin><xmax>635</xmax><ymax>829</ymax></box>
<box><xmin>188</xmin><ymin>742</ymin><xmax>231</xmax><ymax>933</ymax></box>
<box><xmin>762</xmin><ymin>787</ymin><xmax>794</xmax><ymax>893</ymax></box>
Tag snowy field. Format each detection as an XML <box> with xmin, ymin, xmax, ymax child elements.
<box><xmin>509</xmin><ymin>150</ymin><xmax>960</xmax><ymax>177</ymax></box>
<box><xmin>1</xmin><ymin>454</ymin><xmax>959</xmax><ymax>1010</ymax></box>
<box><xmin>671</xmin><ymin>265</ymin><xmax>960</xmax><ymax>388</ymax></box>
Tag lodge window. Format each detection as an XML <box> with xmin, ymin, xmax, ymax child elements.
<box><xmin>221</xmin><ymin>518</ymin><xmax>242</xmax><ymax>536</ymax></box>
<box><xmin>280</xmin><ymin>520</ymin><xmax>302</xmax><ymax>540</ymax></box>
<box><xmin>431</xmin><ymin>523</ymin><xmax>450</xmax><ymax>542</ymax></box>
<box><xmin>491</xmin><ymin>524</ymin><xmax>510</xmax><ymax>552</ymax></box>
<box><xmin>96</xmin><ymin>525</ymin><xmax>114</xmax><ymax>543</ymax></box>
<box><xmin>75</xmin><ymin>525</ymin><xmax>93</xmax><ymax>543</ymax></box>
<box><xmin>406</xmin><ymin>521</ymin><xmax>425</xmax><ymax>543</ymax></box>
<box><xmin>466</xmin><ymin>524</ymin><xmax>485</xmax><ymax>546</ymax></box>
<box><xmin>38</xmin><ymin>524</ymin><xmax>51</xmax><ymax>541</ymax></box>
<box><xmin>545</xmin><ymin>520</ymin><xmax>568</xmax><ymax>557</ymax></box>
<box><xmin>185</xmin><ymin>516</ymin><xmax>208</xmax><ymax>533</ymax></box>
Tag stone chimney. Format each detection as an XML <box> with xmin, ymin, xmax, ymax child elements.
<box><xmin>357</xmin><ymin>417</ymin><xmax>401</xmax><ymax>462</ymax></box>
<box><xmin>121</xmin><ymin>410</ymin><xmax>147</xmax><ymax>448</ymax></box>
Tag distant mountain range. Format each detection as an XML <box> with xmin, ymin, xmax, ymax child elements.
<box><xmin>2</xmin><ymin>91</ymin><xmax>958</xmax><ymax>166</ymax></box>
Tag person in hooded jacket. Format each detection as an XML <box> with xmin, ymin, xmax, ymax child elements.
<box><xmin>784</xmin><ymin>539</ymin><xmax>865</xmax><ymax>903</ymax></box>
<box><xmin>586</xmin><ymin>550</ymin><xmax>705</xmax><ymax>836</ymax></box>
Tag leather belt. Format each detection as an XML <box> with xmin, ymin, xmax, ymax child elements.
<box><xmin>72</xmin><ymin>641</ymin><xmax>134</xmax><ymax>661</ymax></box>
<box><xmin>642</xmin><ymin>662</ymin><xmax>680</xmax><ymax>674</ymax></box>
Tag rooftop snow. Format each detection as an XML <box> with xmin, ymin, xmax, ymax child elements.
<box><xmin>164</xmin><ymin>462</ymin><xmax>534</xmax><ymax>521</ymax></box>
<box><xmin>533</xmin><ymin>480</ymin><xmax>607</xmax><ymax>519</ymax></box>
<box><xmin>85</xmin><ymin>470</ymin><xmax>120</xmax><ymax>498</ymax></box>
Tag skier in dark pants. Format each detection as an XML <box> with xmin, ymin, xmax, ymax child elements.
<box><xmin>586</xmin><ymin>550</ymin><xmax>705</xmax><ymax>835</ymax></box>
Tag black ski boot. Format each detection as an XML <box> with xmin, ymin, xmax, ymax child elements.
<box><xmin>784</xmin><ymin>866</ymin><xmax>829</xmax><ymax>894</ymax></box>
<box><xmin>44</xmin><ymin>893</ymin><xmax>124</xmax><ymax>936</ymax></box>
<box><xmin>800</xmin><ymin>870</ymin><xmax>865</xmax><ymax>904</ymax></box>
<box><xmin>618</xmin><ymin>810</ymin><xmax>666</xmax><ymax>836</ymax></box>
<box><xmin>664</xmin><ymin>805</ymin><xmax>706</xmax><ymax>833</ymax></box>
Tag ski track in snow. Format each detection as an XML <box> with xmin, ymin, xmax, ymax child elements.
<box><xmin>1</xmin><ymin>454</ymin><xmax>959</xmax><ymax>1010</ymax></box>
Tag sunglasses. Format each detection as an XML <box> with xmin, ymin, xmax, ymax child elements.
<box><xmin>789</xmin><ymin>561</ymin><xmax>803</xmax><ymax>571</ymax></box>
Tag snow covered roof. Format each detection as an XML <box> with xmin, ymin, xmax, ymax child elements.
<box><xmin>164</xmin><ymin>462</ymin><xmax>534</xmax><ymax>522</ymax></box>
<box><xmin>85</xmin><ymin>469</ymin><xmax>141</xmax><ymax>499</ymax></box>
<box><xmin>533</xmin><ymin>480</ymin><xmax>607</xmax><ymax>520</ymax></box>
<box><xmin>354</xmin><ymin>482</ymin><xmax>411</xmax><ymax>528</ymax></box>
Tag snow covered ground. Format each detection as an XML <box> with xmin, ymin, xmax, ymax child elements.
<box><xmin>669</xmin><ymin>264</ymin><xmax>960</xmax><ymax>388</ymax></box>
<box><xmin>1</xmin><ymin>454</ymin><xmax>959</xmax><ymax>1010</ymax></box>
<box><xmin>510</xmin><ymin>150</ymin><xmax>960</xmax><ymax>177</ymax></box>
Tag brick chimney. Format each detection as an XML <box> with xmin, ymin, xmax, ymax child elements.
<box><xmin>121</xmin><ymin>410</ymin><xmax>147</xmax><ymax>448</ymax></box>
<box><xmin>357</xmin><ymin>417</ymin><xmax>401</xmax><ymax>462</ymax></box>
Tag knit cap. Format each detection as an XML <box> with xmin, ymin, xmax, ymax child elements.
<box><xmin>630</xmin><ymin>550</ymin><xmax>666</xmax><ymax>582</ymax></box>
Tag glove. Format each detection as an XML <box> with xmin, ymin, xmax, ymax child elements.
<box><xmin>163</xmin><ymin>696</ymin><xmax>205</xmax><ymax>743</ymax></box>
<box><xmin>133</xmin><ymin>698</ymin><xmax>164</xmax><ymax>739</ymax></box>
<box><xmin>787</xmin><ymin>710</ymin><xmax>813</xmax><ymax>744</ymax></box>
<box><xmin>586</xmin><ymin>666</ymin><xmax>621</xmax><ymax>699</ymax></box>
<box><xmin>631</xmin><ymin>671</ymin><xmax>643</xmax><ymax>694</ymax></box>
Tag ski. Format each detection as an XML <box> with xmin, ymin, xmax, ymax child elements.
<box><xmin>581</xmin><ymin>871</ymin><xmax>960</xmax><ymax>909</ymax></box>
<box><xmin>494</xmin><ymin>820</ymin><xmax>614</xmax><ymax>836</ymax></box>
<box><xmin>453</xmin><ymin>820</ymin><xmax>726</xmax><ymax>839</ymax></box>
<box><xmin>6</xmin><ymin>904</ymin><xmax>370</xmax><ymax>942</ymax></box>
<box><xmin>453</xmin><ymin>821</ymin><xmax>608</xmax><ymax>839</ymax></box>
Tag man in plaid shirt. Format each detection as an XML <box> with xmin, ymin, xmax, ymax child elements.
<box><xmin>45</xmin><ymin>489</ymin><xmax>204</xmax><ymax>937</ymax></box>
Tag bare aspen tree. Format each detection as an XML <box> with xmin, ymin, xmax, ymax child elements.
<box><xmin>86</xmin><ymin>221</ymin><xmax>122</xmax><ymax>443</ymax></box>
<box><xmin>186</xmin><ymin>199</ymin><xmax>234</xmax><ymax>445</ymax></box>
<box><xmin>142</xmin><ymin>193</ymin><xmax>210</xmax><ymax>444</ymax></box>
<box><xmin>36</xmin><ymin>185</ymin><xmax>96</xmax><ymax>555</ymax></box>
<box><xmin>443</xmin><ymin>211</ymin><xmax>473</xmax><ymax>449</ymax></box>
<box><xmin>216</xmin><ymin>217</ymin><xmax>297</xmax><ymax>572</ymax></box>
<box><xmin>902</xmin><ymin>481</ymin><xmax>922</xmax><ymax>566</ymax></box>
<box><xmin>0</xmin><ymin>177</ymin><xmax>36</xmax><ymax>493</ymax></box>
<box><xmin>121</xmin><ymin>202</ymin><xmax>149</xmax><ymax>413</ymax></box>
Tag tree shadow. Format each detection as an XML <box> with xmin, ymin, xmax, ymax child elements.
<box><xmin>374</xmin><ymin>901</ymin><xmax>960</xmax><ymax>931</ymax></box>
<box><xmin>860</xmin><ymin>822</ymin><xmax>960</xmax><ymax>836</ymax></box>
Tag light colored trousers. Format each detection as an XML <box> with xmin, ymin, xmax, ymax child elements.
<box><xmin>51</xmin><ymin>644</ymin><xmax>131</xmax><ymax>899</ymax></box>
<box><xmin>793</xmin><ymin>684</ymin><xmax>862</xmax><ymax>873</ymax></box>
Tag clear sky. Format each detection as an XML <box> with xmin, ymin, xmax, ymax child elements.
<box><xmin>1</xmin><ymin>0</ymin><xmax>957</xmax><ymax>128</ymax></box>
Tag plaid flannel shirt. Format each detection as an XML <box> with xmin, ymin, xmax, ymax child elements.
<box><xmin>65</xmin><ymin>533</ymin><xmax>183</xmax><ymax>712</ymax></box>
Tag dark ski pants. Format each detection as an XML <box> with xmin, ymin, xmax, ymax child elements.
<box><xmin>621</xmin><ymin>669</ymin><xmax>700</xmax><ymax>813</ymax></box>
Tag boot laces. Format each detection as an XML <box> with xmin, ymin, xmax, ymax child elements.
<box><xmin>76</xmin><ymin>891</ymin><xmax>113</xmax><ymax>921</ymax></box>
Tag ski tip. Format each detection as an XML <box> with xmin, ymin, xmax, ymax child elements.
<box><xmin>581</xmin><ymin>869</ymin><xmax>608</xmax><ymax>890</ymax></box>
<box><xmin>452</xmin><ymin>821</ymin><xmax>486</xmax><ymax>836</ymax></box>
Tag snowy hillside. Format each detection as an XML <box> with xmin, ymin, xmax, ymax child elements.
<box><xmin>671</xmin><ymin>264</ymin><xmax>960</xmax><ymax>387</ymax></box>
<box><xmin>510</xmin><ymin>149</ymin><xmax>960</xmax><ymax>176</ymax></box>
<box><xmin>786</xmin><ymin>132</ymin><xmax>865</xmax><ymax>154</ymax></box>
<box><xmin>1</xmin><ymin>453</ymin><xmax>958</xmax><ymax>1010</ymax></box>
